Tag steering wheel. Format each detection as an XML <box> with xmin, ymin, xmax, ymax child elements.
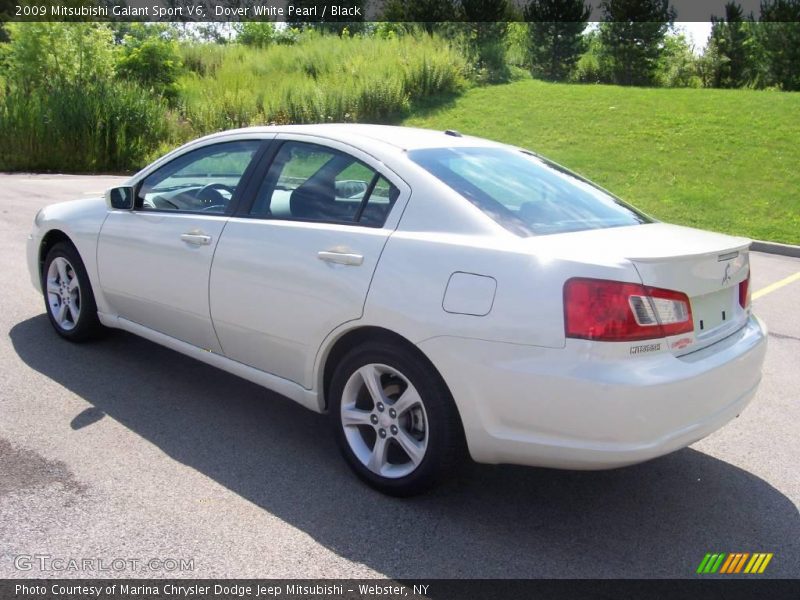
<box><xmin>196</xmin><ymin>183</ymin><xmax>235</xmax><ymax>205</ymax></box>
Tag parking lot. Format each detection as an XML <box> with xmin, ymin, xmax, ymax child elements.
<box><xmin>1</xmin><ymin>174</ymin><xmax>798</xmax><ymax>578</ymax></box>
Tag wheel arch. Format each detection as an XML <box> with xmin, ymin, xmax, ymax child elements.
<box><xmin>319</xmin><ymin>326</ymin><xmax>457</xmax><ymax>418</ymax></box>
<box><xmin>38</xmin><ymin>229</ymin><xmax>75</xmax><ymax>279</ymax></box>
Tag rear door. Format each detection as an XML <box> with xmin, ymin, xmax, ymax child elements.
<box><xmin>209</xmin><ymin>135</ymin><xmax>410</xmax><ymax>388</ymax></box>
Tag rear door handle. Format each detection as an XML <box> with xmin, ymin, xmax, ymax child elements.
<box><xmin>181</xmin><ymin>232</ymin><xmax>212</xmax><ymax>246</ymax></box>
<box><xmin>317</xmin><ymin>251</ymin><xmax>364</xmax><ymax>266</ymax></box>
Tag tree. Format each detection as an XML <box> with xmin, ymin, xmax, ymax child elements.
<box><xmin>706</xmin><ymin>2</ymin><xmax>755</xmax><ymax>88</ymax></box>
<box><xmin>459</xmin><ymin>0</ymin><xmax>510</xmax><ymax>81</ymax></box>
<box><xmin>3</xmin><ymin>23</ymin><xmax>117</xmax><ymax>96</ymax></box>
<box><xmin>598</xmin><ymin>0</ymin><xmax>676</xmax><ymax>86</ymax></box>
<box><xmin>0</xmin><ymin>0</ymin><xmax>11</xmax><ymax>42</ymax></box>
<box><xmin>758</xmin><ymin>0</ymin><xmax>800</xmax><ymax>90</ymax></box>
<box><xmin>235</xmin><ymin>22</ymin><xmax>276</xmax><ymax>48</ymax></box>
<box><xmin>381</xmin><ymin>0</ymin><xmax>456</xmax><ymax>34</ymax></box>
<box><xmin>657</xmin><ymin>32</ymin><xmax>700</xmax><ymax>87</ymax></box>
<box><xmin>523</xmin><ymin>0</ymin><xmax>591</xmax><ymax>81</ymax></box>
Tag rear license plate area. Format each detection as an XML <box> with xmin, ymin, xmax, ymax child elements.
<box><xmin>692</xmin><ymin>288</ymin><xmax>736</xmax><ymax>334</ymax></box>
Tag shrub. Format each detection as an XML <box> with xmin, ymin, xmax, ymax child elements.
<box><xmin>117</xmin><ymin>33</ymin><xmax>184</xmax><ymax>104</ymax></box>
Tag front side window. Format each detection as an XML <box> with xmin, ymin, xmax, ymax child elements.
<box><xmin>250</xmin><ymin>141</ymin><xmax>399</xmax><ymax>227</ymax></box>
<box><xmin>137</xmin><ymin>140</ymin><xmax>261</xmax><ymax>214</ymax></box>
<box><xmin>408</xmin><ymin>147</ymin><xmax>651</xmax><ymax>236</ymax></box>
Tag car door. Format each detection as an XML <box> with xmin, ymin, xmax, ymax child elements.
<box><xmin>97</xmin><ymin>138</ymin><xmax>267</xmax><ymax>352</ymax></box>
<box><xmin>210</xmin><ymin>136</ymin><xmax>410</xmax><ymax>388</ymax></box>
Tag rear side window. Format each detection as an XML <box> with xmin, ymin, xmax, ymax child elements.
<box><xmin>250</xmin><ymin>141</ymin><xmax>399</xmax><ymax>227</ymax></box>
<box><xmin>408</xmin><ymin>147</ymin><xmax>650</xmax><ymax>236</ymax></box>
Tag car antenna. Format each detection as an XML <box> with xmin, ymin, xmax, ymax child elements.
<box><xmin>444</xmin><ymin>129</ymin><xmax>462</xmax><ymax>137</ymax></box>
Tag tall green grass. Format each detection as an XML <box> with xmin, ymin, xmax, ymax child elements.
<box><xmin>179</xmin><ymin>34</ymin><xmax>468</xmax><ymax>132</ymax></box>
<box><xmin>0</xmin><ymin>33</ymin><xmax>467</xmax><ymax>171</ymax></box>
<box><xmin>0</xmin><ymin>82</ymin><xmax>174</xmax><ymax>172</ymax></box>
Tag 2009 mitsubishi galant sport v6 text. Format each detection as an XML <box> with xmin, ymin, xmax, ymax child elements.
<box><xmin>27</xmin><ymin>124</ymin><xmax>767</xmax><ymax>495</ymax></box>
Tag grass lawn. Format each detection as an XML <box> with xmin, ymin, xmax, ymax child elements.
<box><xmin>404</xmin><ymin>80</ymin><xmax>800</xmax><ymax>245</ymax></box>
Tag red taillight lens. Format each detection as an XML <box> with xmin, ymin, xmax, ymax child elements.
<box><xmin>739</xmin><ymin>272</ymin><xmax>751</xmax><ymax>309</ymax></box>
<box><xmin>564</xmin><ymin>278</ymin><xmax>693</xmax><ymax>342</ymax></box>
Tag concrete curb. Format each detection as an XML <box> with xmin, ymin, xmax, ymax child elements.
<box><xmin>751</xmin><ymin>240</ymin><xmax>800</xmax><ymax>258</ymax></box>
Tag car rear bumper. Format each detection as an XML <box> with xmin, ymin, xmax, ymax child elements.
<box><xmin>418</xmin><ymin>315</ymin><xmax>767</xmax><ymax>469</ymax></box>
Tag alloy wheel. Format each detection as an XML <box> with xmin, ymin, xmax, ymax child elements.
<box><xmin>340</xmin><ymin>363</ymin><xmax>429</xmax><ymax>479</ymax></box>
<box><xmin>46</xmin><ymin>256</ymin><xmax>81</xmax><ymax>331</ymax></box>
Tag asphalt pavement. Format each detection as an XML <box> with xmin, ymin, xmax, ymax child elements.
<box><xmin>1</xmin><ymin>174</ymin><xmax>798</xmax><ymax>579</ymax></box>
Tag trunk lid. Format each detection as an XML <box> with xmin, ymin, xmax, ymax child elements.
<box><xmin>525</xmin><ymin>223</ymin><xmax>752</xmax><ymax>354</ymax></box>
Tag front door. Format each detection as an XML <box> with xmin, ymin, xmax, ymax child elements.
<box><xmin>97</xmin><ymin>139</ymin><xmax>265</xmax><ymax>352</ymax></box>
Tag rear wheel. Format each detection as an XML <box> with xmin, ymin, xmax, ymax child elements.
<box><xmin>329</xmin><ymin>342</ymin><xmax>465</xmax><ymax>496</ymax></box>
<box><xmin>42</xmin><ymin>242</ymin><xmax>102</xmax><ymax>342</ymax></box>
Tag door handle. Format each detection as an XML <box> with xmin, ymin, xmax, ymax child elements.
<box><xmin>181</xmin><ymin>232</ymin><xmax>212</xmax><ymax>246</ymax></box>
<box><xmin>317</xmin><ymin>251</ymin><xmax>364</xmax><ymax>266</ymax></box>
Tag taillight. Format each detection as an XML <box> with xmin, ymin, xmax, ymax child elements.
<box><xmin>739</xmin><ymin>272</ymin><xmax>751</xmax><ymax>309</ymax></box>
<box><xmin>564</xmin><ymin>278</ymin><xmax>693</xmax><ymax>342</ymax></box>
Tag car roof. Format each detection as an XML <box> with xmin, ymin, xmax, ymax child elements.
<box><xmin>202</xmin><ymin>123</ymin><xmax>505</xmax><ymax>152</ymax></box>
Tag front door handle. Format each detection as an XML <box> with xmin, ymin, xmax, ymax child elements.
<box><xmin>317</xmin><ymin>251</ymin><xmax>364</xmax><ymax>266</ymax></box>
<box><xmin>181</xmin><ymin>232</ymin><xmax>212</xmax><ymax>246</ymax></box>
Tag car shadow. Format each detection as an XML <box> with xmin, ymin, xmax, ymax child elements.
<box><xmin>9</xmin><ymin>315</ymin><xmax>800</xmax><ymax>578</ymax></box>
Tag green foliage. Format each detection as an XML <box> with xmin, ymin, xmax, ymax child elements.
<box><xmin>181</xmin><ymin>42</ymin><xmax>227</xmax><ymax>77</ymax></box>
<box><xmin>117</xmin><ymin>27</ymin><xmax>183</xmax><ymax>104</ymax></box>
<box><xmin>2</xmin><ymin>22</ymin><xmax>116</xmax><ymax>95</ymax></box>
<box><xmin>274</xmin><ymin>26</ymin><xmax>301</xmax><ymax>45</ymax></box>
<box><xmin>572</xmin><ymin>30</ymin><xmax>607</xmax><ymax>83</ymax></box>
<box><xmin>523</xmin><ymin>0</ymin><xmax>591</xmax><ymax>81</ymax></box>
<box><xmin>656</xmin><ymin>33</ymin><xmax>701</xmax><ymax>88</ymax></box>
<box><xmin>504</xmin><ymin>22</ymin><xmax>530</xmax><ymax>69</ymax></box>
<box><xmin>705</xmin><ymin>2</ymin><xmax>756</xmax><ymax>88</ymax></box>
<box><xmin>598</xmin><ymin>0</ymin><xmax>676</xmax><ymax>86</ymax></box>
<box><xmin>0</xmin><ymin>80</ymin><xmax>173</xmax><ymax>172</ymax></box>
<box><xmin>758</xmin><ymin>0</ymin><xmax>800</xmax><ymax>91</ymax></box>
<box><xmin>404</xmin><ymin>79</ymin><xmax>800</xmax><ymax>245</ymax></box>
<box><xmin>178</xmin><ymin>34</ymin><xmax>467</xmax><ymax>130</ymax></box>
<box><xmin>1</xmin><ymin>25</ymin><xmax>468</xmax><ymax>172</ymax></box>
<box><xmin>0</xmin><ymin>23</ymin><xmax>177</xmax><ymax>171</ymax></box>
<box><xmin>381</xmin><ymin>0</ymin><xmax>456</xmax><ymax>25</ymax></box>
<box><xmin>234</xmin><ymin>22</ymin><xmax>275</xmax><ymax>48</ymax></box>
<box><xmin>458</xmin><ymin>0</ymin><xmax>510</xmax><ymax>82</ymax></box>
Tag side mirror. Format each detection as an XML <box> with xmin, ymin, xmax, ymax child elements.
<box><xmin>105</xmin><ymin>186</ymin><xmax>135</xmax><ymax>210</ymax></box>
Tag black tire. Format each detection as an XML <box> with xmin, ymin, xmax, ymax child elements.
<box><xmin>329</xmin><ymin>341</ymin><xmax>465</xmax><ymax>496</ymax></box>
<box><xmin>42</xmin><ymin>241</ymin><xmax>103</xmax><ymax>342</ymax></box>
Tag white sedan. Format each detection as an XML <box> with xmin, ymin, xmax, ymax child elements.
<box><xmin>26</xmin><ymin>125</ymin><xmax>767</xmax><ymax>495</ymax></box>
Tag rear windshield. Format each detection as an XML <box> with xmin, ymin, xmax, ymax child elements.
<box><xmin>408</xmin><ymin>147</ymin><xmax>651</xmax><ymax>236</ymax></box>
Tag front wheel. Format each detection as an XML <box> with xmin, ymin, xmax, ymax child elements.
<box><xmin>329</xmin><ymin>342</ymin><xmax>465</xmax><ymax>496</ymax></box>
<box><xmin>42</xmin><ymin>242</ymin><xmax>103</xmax><ymax>342</ymax></box>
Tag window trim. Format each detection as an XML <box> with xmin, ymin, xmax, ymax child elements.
<box><xmin>131</xmin><ymin>139</ymin><xmax>270</xmax><ymax>218</ymax></box>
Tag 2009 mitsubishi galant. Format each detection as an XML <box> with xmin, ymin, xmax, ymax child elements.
<box><xmin>27</xmin><ymin>124</ymin><xmax>767</xmax><ymax>495</ymax></box>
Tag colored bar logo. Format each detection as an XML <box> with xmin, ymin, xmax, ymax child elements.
<box><xmin>696</xmin><ymin>552</ymin><xmax>773</xmax><ymax>574</ymax></box>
